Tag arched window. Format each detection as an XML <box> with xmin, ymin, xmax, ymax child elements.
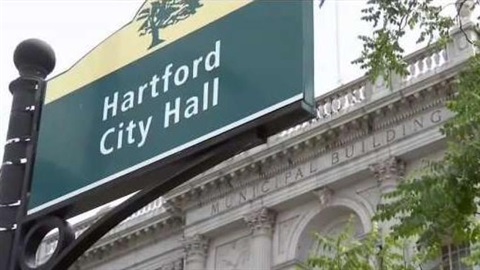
<box><xmin>296</xmin><ymin>206</ymin><xmax>365</xmax><ymax>263</ymax></box>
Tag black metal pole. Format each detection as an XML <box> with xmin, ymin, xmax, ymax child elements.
<box><xmin>0</xmin><ymin>39</ymin><xmax>55</xmax><ymax>270</ymax></box>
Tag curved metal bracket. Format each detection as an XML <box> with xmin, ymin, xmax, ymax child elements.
<box><xmin>20</xmin><ymin>216</ymin><xmax>74</xmax><ymax>270</ymax></box>
<box><xmin>18</xmin><ymin>131</ymin><xmax>262</xmax><ymax>270</ymax></box>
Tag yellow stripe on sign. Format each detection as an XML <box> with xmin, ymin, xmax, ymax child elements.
<box><xmin>46</xmin><ymin>0</ymin><xmax>254</xmax><ymax>104</ymax></box>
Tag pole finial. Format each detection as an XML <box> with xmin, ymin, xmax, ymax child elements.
<box><xmin>13</xmin><ymin>39</ymin><xmax>55</xmax><ymax>79</ymax></box>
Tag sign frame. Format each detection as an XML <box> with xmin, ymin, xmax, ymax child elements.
<box><xmin>26</xmin><ymin>0</ymin><xmax>316</xmax><ymax>220</ymax></box>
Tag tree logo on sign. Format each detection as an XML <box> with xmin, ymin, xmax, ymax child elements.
<box><xmin>137</xmin><ymin>0</ymin><xmax>202</xmax><ymax>49</ymax></box>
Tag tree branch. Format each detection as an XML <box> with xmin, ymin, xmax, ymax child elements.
<box><xmin>456</xmin><ymin>0</ymin><xmax>477</xmax><ymax>46</ymax></box>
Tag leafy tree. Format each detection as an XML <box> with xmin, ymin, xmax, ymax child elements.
<box><xmin>137</xmin><ymin>1</ymin><xmax>179</xmax><ymax>49</ymax></box>
<box><xmin>307</xmin><ymin>0</ymin><xmax>480</xmax><ymax>268</ymax></box>
<box><xmin>137</xmin><ymin>0</ymin><xmax>202</xmax><ymax>49</ymax></box>
<box><xmin>353</xmin><ymin>0</ymin><xmax>456</xmax><ymax>83</ymax></box>
<box><xmin>183</xmin><ymin>0</ymin><xmax>202</xmax><ymax>14</ymax></box>
<box><xmin>358</xmin><ymin>0</ymin><xmax>480</xmax><ymax>266</ymax></box>
<box><xmin>302</xmin><ymin>220</ymin><xmax>422</xmax><ymax>270</ymax></box>
<box><xmin>375</xmin><ymin>52</ymin><xmax>480</xmax><ymax>266</ymax></box>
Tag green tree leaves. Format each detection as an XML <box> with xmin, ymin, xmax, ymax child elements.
<box><xmin>303</xmin><ymin>220</ymin><xmax>419</xmax><ymax>270</ymax></box>
<box><xmin>306</xmin><ymin>0</ymin><xmax>480</xmax><ymax>268</ymax></box>
<box><xmin>374</xmin><ymin>54</ymin><xmax>480</xmax><ymax>263</ymax></box>
<box><xmin>353</xmin><ymin>0</ymin><xmax>454</xmax><ymax>83</ymax></box>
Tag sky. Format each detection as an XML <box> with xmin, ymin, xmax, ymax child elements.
<box><xmin>0</xmin><ymin>0</ymin><xmax>457</xmax><ymax>221</ymax></box>
<box><xmin>0</xmin><ymin>0</ymin><xmax>142</xmax><ymax>159</ymax></box>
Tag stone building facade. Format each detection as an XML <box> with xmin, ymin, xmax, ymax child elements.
<box><xmin>36</xmin><ymin>18</ymin><xmax>479</xmax><ymax>270</ymax></box>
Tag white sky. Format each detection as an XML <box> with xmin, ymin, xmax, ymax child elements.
<box><xmin>0</xmin><ymin>0</ymin><xmax>142</xmax><ymax>160</ymax></box>
<box><xmin>0</xmin><ymin>0</ymin><xmax>456</xmax><ymax>221</ymax></box>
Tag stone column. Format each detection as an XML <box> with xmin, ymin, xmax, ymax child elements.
<box><xmin>369</xmin><ymin>156</ymin><xmax>405</xmax><ymax>237</ymax></box>
<box><xmin>369</xmin><ymin>156</ymin><xmax>405</xmax><ymax>196</ymax></box>
<box><xmin>184</xmin><ymin>234</ymin><xmax>209</xmax><ymax>270</ymax></box>
<box><xmin>244</xmin><ymin>207</ymin><xmax>276</xmax><ymax>270</ymax></box>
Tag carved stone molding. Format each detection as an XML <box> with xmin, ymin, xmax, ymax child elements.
<box><xmin>183</xmin><ymin>234</ymin><xmax>209</xmax><ymax>264</ymax></box>
<box><xmin>163</xmin><ymin>200</ymin><xmax>184</xmax><ymax>217</ymax></box>
<box><xmin>168</xmin><ymin>83</ymin><xmax>450</xmax><ymax>210</ymax></box>
<box><xmin>312</xmin><ymin>187</ymin><xmax>334</xmax><ymax>206</ymax></box>
<box><xmin>369</xmin><ymin>156</ymin><xmax>405</xmax><ymax>194</ymax></box>
<box><xmin>244</xmin><ymin>207</ymin><xmax>277</xmax><ymax>235</ymax></box>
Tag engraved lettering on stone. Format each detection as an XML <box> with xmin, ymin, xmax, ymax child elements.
<box><xmin>261</xmin><ymin>180</ymin><xmax>270</xmax><ymax>193</ymax></box>
<box><xmin>414</xmin><ymin>116</ymin><xmax>424</xmax><ymax>130</ymax></box>
<box><xmin>431</xmin><ymin>109</ymin><xmax>442</xmax><ymax>123</ymax></box>
<box><xmin>205</xmin><ymin>108</ymin><xmax>449</xmax><ymax>217</ymax></box>
<box><xmin>332</xmin><ymin>151</ymin><xmax>339</xmax><ymax>165</ymax></box>
<box><xmin>386</xmin><ymin>129</ymin><xmax>395</xmax><ymax>143</ymax></box>
<box><xmin>239</xmin><ymin>189</ymin><xmax>247</xmax><ymax>203</ymax></box>
<box><xmin>345</xmin><ymin>144</ymin><xmax>354</xmax><ymax>158</ymax></box>
<box><xmin>211</xmin><ymin>201</ymin><xmax>220</xmax><ymax>215</ymax></box>
<box><xmin>285</xmin><ymin>171</ymin><xmax>292</xmax><ymax>184</ymax></box>
<box><xmin>295</xmin><ymin>167</ymin><xmax>304</xmax><ymax>181</ymax></box>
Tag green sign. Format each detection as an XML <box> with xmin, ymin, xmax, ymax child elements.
<box><xmin>29</xmin><ymin>0</ymin><xmax>315</xmax><ymax>214</ymax></box>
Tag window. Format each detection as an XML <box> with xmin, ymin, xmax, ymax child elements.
<box><xmin>433</xmin><ymin>244</ymin><xmax>470</xmax><ymax>270</ymax></box>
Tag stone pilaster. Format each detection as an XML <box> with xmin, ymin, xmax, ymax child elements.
<box><xmin>369</xmin><ymin>156</ymin><xmax>405</xmax><ymax>195</ymax></box>
<box><xmin>369</xmin><ymin>157</ymin><xmax>405</xmax><ymax>237</ymax></box>
<box><xmin>244</xmin><ymin>207</ymin><xmax>276</xmax><ymax>270</ymax></box>
<box><xmin>183</xmin><ymin>234</ymin><xmax>209</xmax><ymax>270</ymax></box>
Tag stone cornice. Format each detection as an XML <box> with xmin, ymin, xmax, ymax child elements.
<box><xmin>78</xmin><ymin>214</ymin><xmax>184</xmax><ymax>264</ymax></box>
<box><xmin>164</xmin><ymin>29</ymin><xmax>471</xmax><ymax>206</ymax></box>
<box><xmin>165</xmin><ymin>75</ymin><xmax>457</xmax><ymax>211</ymax></box>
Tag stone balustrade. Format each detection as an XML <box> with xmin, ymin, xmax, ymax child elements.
<box><xmin>404</xmin><ymin>46</ymin><xmax>449</xmax><ymax>83</ymax></box>
<box><xmin>275</xmin><ymin>39</ymin><xmax>454</xmax><ymax>141</ymax></box>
